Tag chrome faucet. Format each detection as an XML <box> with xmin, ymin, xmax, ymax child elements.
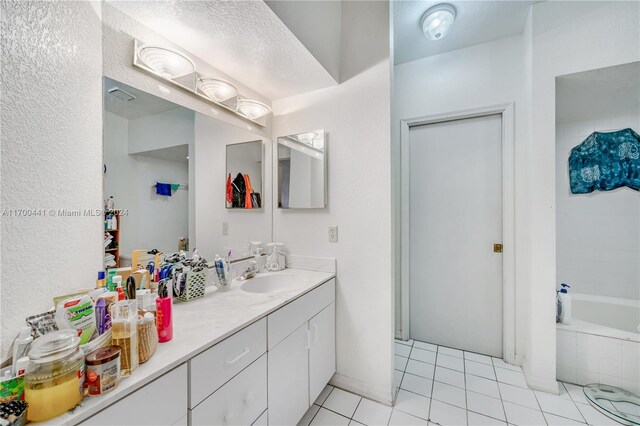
<box><xmin>239</xmin><ymin>261</ymin><xmax>258</xmax><ymax>280</ymax></box>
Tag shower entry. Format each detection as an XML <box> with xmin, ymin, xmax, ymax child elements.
<box><xmin>399</xmin><ymin>105</ymin><xmax>516</xmax><ymax>361</ymax></box>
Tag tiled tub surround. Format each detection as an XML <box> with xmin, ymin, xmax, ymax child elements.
<box><xmin>557</xmin><ymin>326</ymin><xmax>639</xmax><ymax>396</ymax></box>
<box><xmin>556</xmin><ymin>114</ymin><xmax>640</xmax><ymax>301</ymax></box>
<box><xmin>556</xmin><ymin>291</ymin><xmax>639</xmax><ymax>395</ymax></box>
<box><xmin>299</xmin><ymin>339</ymin><xmax>617</xmax><ymax>425</ymax></box>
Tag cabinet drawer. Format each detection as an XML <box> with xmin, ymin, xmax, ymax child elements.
<box><xmin>268</xmin><ymin>279</ymin><xmax>335</xmax><ymax>350</ymax></box>
<box><xmin>82</xmin><ymin>364</ymin><xmax>188</xmax><ymax>426</ymax></box>
<box><xmin>190</xmin><ymin>318</ymin><xmax>266</xmax><ymax>408</ymax></box>
<box><xmin>191</xmin><ymin>354</ymin><xmax>267</xmax><ymax>426</ymax></box>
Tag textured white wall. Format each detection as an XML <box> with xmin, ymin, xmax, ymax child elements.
<box><xmin>556</xmin><ymin>114</ymin><xmax>640</xmax><ymax>301</ymax></box>
<box><xmin>394</xmin><ymin>35</ymin><xmax>528</xmax><ymax>360</ymax></box>
<box><xmin>272</xmin><ymin>1</ymin><xmax>393</xmax><ymax>404</ymax></box>
<box><xmin>1</xmin><ymin>2</ymin><xmax>103</xmax><ymax>354</ymax></box>
<box><xmin>524</xmin><ymin>0</ymin><xmax>640</xmax><ymax>392</ymax></box>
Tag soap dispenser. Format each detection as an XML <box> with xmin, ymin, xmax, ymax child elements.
<box><xmin>558</xmin><ymin>283</ymin><xmax>572</xmax><ymax>325</ymax></box>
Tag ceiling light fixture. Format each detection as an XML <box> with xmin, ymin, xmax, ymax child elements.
<box><xmin>137</xmin><ymin>45</ymin><xmax>196</xmax><ymax>79</ymax></box>
<box><xmin>197</xmin><ymin>78</ymin><xmax>238</xmax><ymax>103</ymax></box>
<box><xmin>421</xmin><ymin>3</ymin><xmax>456</xmax><ymax>41</ymax></box>
<box><xmin>236</xmin><ymin>98</ymin><xmax>272</xmax><ymax>120</ymax></box>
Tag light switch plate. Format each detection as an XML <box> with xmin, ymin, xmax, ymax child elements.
<box><xmin>222</xmin><ymin>222</ymin><xmax>229</xmax><ymax>236</ymax></box>
<box><xmin>328</xmin><ymin>226</ymin><xmax>338</xmax><ymax>243</ymax></box>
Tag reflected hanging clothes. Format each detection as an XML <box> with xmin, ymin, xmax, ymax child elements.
<box><xmin>244</xmin><ymin>174</ymin><xmax>253</xmax><ymax>209</ymax></box>
<box><xmin>232</xmin><ymin>173</ymin><xmax>245</xmax><ymax>208</ymax></box>
<box><xmin>156</xmin><ymin>182</ymin><xmax>172</xmax><ymax>196</ymax></box>
<box><xmin>569</xmin><ymin>128</ymin><xmax>640</xmax><ymax>193</ymax></box>
<box><xmin>226</xmin><ymin>173</ymin><xmax>233</xmax><ymax>205</ymax></box>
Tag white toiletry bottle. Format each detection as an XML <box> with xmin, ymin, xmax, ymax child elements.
<box><xmin>559</xmin><ymin>283</ymin><xmax>572</xmax><ymax>325</ymax></box>
<box><xmin>12</xmin><ymin>327</ymin><xmax>33</xmax><ymax>375</ymax></box>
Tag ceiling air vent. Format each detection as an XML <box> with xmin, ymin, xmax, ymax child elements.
<box><xmin>108</xmin><ymin>87</ymin><xmax>136</xmax><ymax>102</ymax></box>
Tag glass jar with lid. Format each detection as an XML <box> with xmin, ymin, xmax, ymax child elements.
<box><xmin>24</xmin><ymin>330</ymin><xmax>85</xmax><ymax>422</ymax></box>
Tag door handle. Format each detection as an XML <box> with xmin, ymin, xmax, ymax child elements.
<box><xmin>311</xmin><ymin>323</ymin><xmax>319</xmax><ymax>344</ymax></box>
<box><xmin>493</xmin><ymin>243</ymin><xmax>503</xmax><ymax>253</ymax></box>
<box><xmin>305</xmin><ymin>329</ymin><xmax>312</xmax><ymax>350</ymax></box>
<box><xmin>225</xmin><ymin>347</ymin><xmax>250</xmax><ymax>365</ymax></box>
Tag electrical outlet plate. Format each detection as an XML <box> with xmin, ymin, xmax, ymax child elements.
<box><xmin>222</xmin><ymin>222</ymin><xmax>229</xmax><ymax>236</ymax></box>
<box><xmin>328</xmin><ymin>226</ymin><xmax>338</xmax><ymax>243</ymax></box>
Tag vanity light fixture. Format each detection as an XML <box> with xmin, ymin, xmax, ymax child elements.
<box><xmin>295</xmin><ymin>131</ymin><xmax>324</xmax><ymax>149</ymax></box>
<box><xmin>132</xmin><ymin>39</ymin><xmax>270</xmax><ymax>126</ymax></box>
<box><xmin>136</xmin><ymin>45</ymin><xmax>196</xmax><ymax>79</ymax></box>
<box><xmin>421</xmin><ymin>3</ymin><xmax>456</xmax><ymax>41</ymax></box>
<box><xmin>197</xmin><ymin>78</ymin><xmax>238</xmax><ymax>103</ymax></box>
<box><xmin>236</xmin><ymin>98</ymin><xmax>272</xmax><ymax>120</ymax></box>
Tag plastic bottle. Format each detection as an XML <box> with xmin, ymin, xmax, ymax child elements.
<box><xmin>116</xmin><ymin>284</ymin><xmax>126</xmax><ymax>301</ymax></box>
<box><xmin>109</xmin><ymin>275</ymin><xmax>122</xmax><ymax>291</ymax></box>
<box><xmin>14</xmin><ymin>356</ymin><xmax>29</xmax><ymax>376</ymax></box>
<box><xmin>12</xmin><ymin>327</ymin><xmax>33</xmax><ymax>376</ymax></box>
<box><xmin>107</xmin><ymin>196</ymin><xmax>115</xmax><ymax>211</ymax></box>
<box><xmin>559</xmin><ymin>283</ymin><xmax>572</xmax><ymax>325</ymax></box>
<box><xmin>96</xmin><ymin>271</ymin><xmax>106</xmax><ymax>288</ymax></box>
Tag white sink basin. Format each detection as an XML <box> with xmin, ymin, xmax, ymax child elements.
<box><xmin>240</xmin><ymin>273</ymin><xmax>300</xmax><ymax>293</ymax></box>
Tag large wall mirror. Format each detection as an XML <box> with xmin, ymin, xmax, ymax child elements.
<box><xmin>103</xmin><ymin>77</ymin><xmax>272</xmax><ymax>265</ymax></box>
<box><xmin>277</xmin><ymin>130</ymin><xmax>327</xmax><ymax>209</ymax></box>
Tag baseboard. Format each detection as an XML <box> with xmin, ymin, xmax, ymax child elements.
<box><xmin>329</xmin><ymin>373</ymin><xmax>394</xmax><ymax>406</ymax></box>
<box><xmin>522</xmin><ymin>357</ymin><xmax>560</xmax><ymax>394</ymax></box>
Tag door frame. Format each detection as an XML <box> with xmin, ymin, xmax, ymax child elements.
<box><xmin>399</xmin><ymin>103</ymin><xmax>517</xmax><ymax>364</ymax></box>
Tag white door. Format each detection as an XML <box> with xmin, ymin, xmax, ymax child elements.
<box><xmin>309</xmin><ymin>302</ymin><xmax>336</xmax><ymax>403</ymax></box>
<box><xmin>268</xmin><ymin>323</ymin><xmax>310</xmax><ymax>426</ymax></box>
<box><xmin>408</xmin><ymin>114</ymin><xmax>503</xmax><ymax>357</ymax></box>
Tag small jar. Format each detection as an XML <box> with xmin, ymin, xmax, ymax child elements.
<box><xmin>24</xmin><ymin>330</ymin><xmax>85</xmax><ymax>422</ymax></box>
<box><xmin>86</xmin><ymin>346</ymin><xmax>121</xmax><ymax>396</ymax></box>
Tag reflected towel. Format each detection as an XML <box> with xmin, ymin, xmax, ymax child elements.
<box><xmin>156</xmin><ymin>182</ymin><xmax>172</xmax><ymax>196</ymax></box>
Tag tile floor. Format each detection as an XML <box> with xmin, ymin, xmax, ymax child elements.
<box><xmin>298</xmin><ymin>339</ymin><xmax>621</xmax><ymax>426</ymax></box>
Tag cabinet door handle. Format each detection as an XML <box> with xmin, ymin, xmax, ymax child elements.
<box><xmin>305</xmin><ymin>329</ymin><xmax>312</xmax><ymax>350</ymax></box>
<box><xmin>225</xmin><ymin>347</ymin><xmax>250</xmax><ymax>365</ymax></box>
<box><xmin>311</xmin><ymin>323</ymin><xmax>319</xmax><ymax>344</ymax></box>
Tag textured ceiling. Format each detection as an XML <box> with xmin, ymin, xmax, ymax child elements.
<box><xmin>556</xmin><ymin>62</ymin><xmax>640</xmax><ymax>124</ymax></box>
<box><xmin>393</xmin><ymin>1</ymin><xmax>536</xmax><ymax>64</ymax></box>
<box><xmin>104</xmin><ymin>77</ymin><xmax>180</xmax><ymax>119</ymax></box>
<box><xmin>107</xmin><ymin>0</ymin><xmax>338</xmax><ymax>101</ymax></box>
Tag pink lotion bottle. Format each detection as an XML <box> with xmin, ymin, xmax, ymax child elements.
<box><xmin>155</xmin><ymin>297</ymin><xmax>173</xmax><ymax>342</ymax></box>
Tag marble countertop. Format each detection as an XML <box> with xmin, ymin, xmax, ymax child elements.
<box><xmin>42</xmin><ymin>268</ymin><xmax>335</xmax><ymax>425</ymax></box>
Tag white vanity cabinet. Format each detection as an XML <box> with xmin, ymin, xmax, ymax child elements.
<box><xmin>82</xmin><ymin>363</ymin><xmax>188</xmax><ymax>426</ymax></box>
<box><xmin>79</xmin><ymin>276</ymin><xmax>335</xmax><ymax>426</ymax></box>
<box><xmin>267</xmin><ymin>280</ymin><xmax>336</xmax><ymax>425</ymax></box>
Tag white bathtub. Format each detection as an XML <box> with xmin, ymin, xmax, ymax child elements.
<box><xmin>556</xmin><ymin>293</ymin><xmax>640</xmax><ymax>395</ymax></box>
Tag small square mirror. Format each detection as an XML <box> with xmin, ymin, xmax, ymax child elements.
<box><xmin>226</xmin><ymin>140</ymin><xmax>264</xmax><ymax>209</ymax></box>
<box><xmin>277</xmin><ymin>130</ymin><xmax>327</xmax><ymax>209</ymax></box>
